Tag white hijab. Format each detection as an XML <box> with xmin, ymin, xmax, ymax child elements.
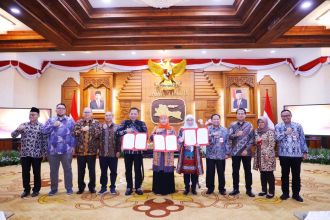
<box><xmin>183</xmin><ymin>114</ymin><xmax>198</xmax><ymax>128</ymax></box>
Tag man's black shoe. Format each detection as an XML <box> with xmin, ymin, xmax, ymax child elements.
<box><xmin>31</xmin><ymin>192</ymin><xmax>39</xmax><ymax>197</ymax></box>
<box><xmin>280</xmin><ymin>194</ymin><xmax>290</xmax><ymax>200</ymax></box>
<box><xmin>229</xmin><ymin>190</ymin><xmax>240</xmax><ymax>196</ymax></box>
<box><xmin>20</xmin><ymin>191</ymin><xmax>30</xmax><ymax>198</ymax></box>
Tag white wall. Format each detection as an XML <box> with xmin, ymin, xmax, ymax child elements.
<box><xmin>38</xmin><ymin>68</ymin><xmax>79</xmax><ymax>116</ymax></box>
<box><xmin>298</xmin><ymin>64</ymin><xmax>330</xmax><ymax>104</ymax></box>
<box><xmin>0</xmin><ymin>68</ymin><xmax>38</xmax><ymax>108</ymax></box>
<box><xmin>0</xmin><ymin>69</ymin><xmax>15</xmax><ymax>107</ymax></box>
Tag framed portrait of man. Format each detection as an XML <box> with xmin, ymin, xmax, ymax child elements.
<box><xmin>230</xmin><ymin>87</ymin><xmax>250</xmax><ymax>112</ymax></box>
<box><xmin>88</xmin><ymin>87</ymin><xmax>106</xmax><ymax>112</ymax></box>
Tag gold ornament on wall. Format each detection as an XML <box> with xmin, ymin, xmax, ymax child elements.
<box><xmin>148</xmin><ymin>59</ymin><xmax>186</xmax><ymax>91</ymax></box>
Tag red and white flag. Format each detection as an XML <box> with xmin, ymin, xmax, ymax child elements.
<box><xmin>70</xmin><ymin>92</ymin><xmax>79</xmax><ymax>122</ymax></box>
<box><xmin>263</xmin><ymin>90</ymin><xmax>275</xmax><ymax>129</ymax></box>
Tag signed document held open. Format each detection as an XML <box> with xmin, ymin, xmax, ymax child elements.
<box><xmin>183</xmin><ymin>128</ymin><xmax>209</xmax><ymax>146</ymax></box>
<box><xmin>154</xmin><ymin>134</ymin><xmax>178</xmax><ymax>152</ymax></box>
<box><xmin>122</xmin><ymin>133</ymin><xmax>147</xmax><ymax>151</ymax></box>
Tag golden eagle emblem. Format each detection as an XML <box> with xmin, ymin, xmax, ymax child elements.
<box><xmin>148</xmin><ymin>59</ymin><xmax>186</xmax><ymax>91</ymax></box>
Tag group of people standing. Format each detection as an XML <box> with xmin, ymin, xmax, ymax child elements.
<box><xmin>12</xmin><ymin>103</ymin><xmax>308</xmax><ymax>203</ymax></box>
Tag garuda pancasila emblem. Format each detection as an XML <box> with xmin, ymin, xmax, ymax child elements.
<box><xmin>148</xmin><ymin>59</ymin><xmax>186</xmax><ymax>91</ymax></box>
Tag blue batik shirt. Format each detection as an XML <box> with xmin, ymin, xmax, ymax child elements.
<box><xmin>42</xmin><ymin>115</ymin><xmax>76</xmax><ymax>155</ymax></box>
<box><xmin>206</xmin><ymin>125</ymin><xmax>230</xmax><ymax>160</ymax></box>
<box><xmin>275</xmin><ymin>122</ymin><xmax>308</xmax><ymax>157</ymax></box>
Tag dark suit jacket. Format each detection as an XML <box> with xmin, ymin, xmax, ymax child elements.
<box><xmin>90</xmin><ymin>100</ymin><xmax>104</xmax><ymax>109</ymax></box>
<box><xmin>233</xmin><ymin>98</ymin><xmax>247</xmax><ymax>109</ymax></box>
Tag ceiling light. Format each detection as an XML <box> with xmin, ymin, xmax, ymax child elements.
<box><xmin>83</xmin><ymin>51</ymin><xmax>91</xmax><ymax>54</ymax></box>
<box><xmin>140</xmin><ymin>0</ymin><xmax>183</xmax><ymax>8</ymax></box>
<box><xmin>10</xmin><ymin>8</ymin><xmax>21</xmax><ymax>14</ymax></box>
<box><xmin>61</xmin><ymin>53</ymin><xmax>66</xmax><ymax>56</ymax></box>
<box><xmin>243</xmin><ymin>49</ymin><xmax>252</xmax><ymax>52</ymax></box>
<box><xmin>131</xmin><ymin>51</ymin><xmax>136</xmax><ymax>55</ymax></box>
<box><xmin>102</xmin><ymin>0</ymin><xmax>111</xmax><ymax>3</ymax></box>
<box><xmin>201</xmin><ymin>50</ymin><xmax>207</xmax><ymax>54</ymax></box>
<box><xmin>270</xmin><ymin>50</ymin><xmax>276</xmax><ymax>54</ymax></box>
<box><xmin>160</xmin><ymin>50</ymin><xmax>167</xmax><ymax>53</ymax></box>
<box><xmin>301</xmin><ymin>1</ymin><xmax>312</xmax><ymax>9</ymax></box>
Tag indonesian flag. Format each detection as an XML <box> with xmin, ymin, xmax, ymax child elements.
<box><xmin>70</xmin><ymin>92</ymin><xmax>79</xmax><ymax>122</ymax></box>
<box><xmin>263</xmin><ymin>90</ymin><xmax>275</xmax><ymax>129</ymax></box>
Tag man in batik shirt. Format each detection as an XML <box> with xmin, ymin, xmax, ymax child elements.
<box><xmin>12</xmin><ymin>107</ymin><xmax>47</xmax><ymax>198</ymax></box>
<box><xmin>98</xmin><ymin>112</ymin><xmax>120</xmax><ymax>195</ymax></box>
<box><xmin>42</xmin><ymin>103</ymin><xmax>76</xmax><ymax>196</ymax></box>
<box><xmin>228</xmin><ymin>108</ymin><xmax>255</xmax><ymax>197</ymax></box>
<box><xmin>74</xmin><ymin>107</ymin><xmax>101</xmax><ymax>194</ymax></box>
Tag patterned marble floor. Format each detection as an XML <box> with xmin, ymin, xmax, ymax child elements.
<box><xmin>0</xmin><ymin>158</ymin><xmax>329</xmax><ymax>220</ymax></box>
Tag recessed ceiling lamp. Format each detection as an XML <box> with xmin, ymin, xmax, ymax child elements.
<box><xmin>201</xmin><ymin>50</ymin><xmax>207</xmax><ymax>54</ymax></box>
<box><xmin>10</xmin><ymin>7</ymin><xmax>21</xmax><ymax>14</ymax></box>
<box><xmin>270</xmin><ymin>50</ymin><xmax>276</xmax><ymax>54</ymax></box>
<box><xmin>131</xmin><ymin>51</ymin><xmax>136</xmax><ymax>55</ymax></box>
<box><xmin>301</xmin><ymin>1</ymin><xmax>312</xmax><ymax>9</ymax></box>
<box><xmin>140</xmin><ymin>0</ymin><xmax>183</xmax><ymax>8</ymax></box>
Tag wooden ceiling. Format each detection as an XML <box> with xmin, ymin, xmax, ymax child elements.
<box><xmin>0</xmin><ymin>0</ymin><xmax>329</xmax><ymax>52</ymax></box>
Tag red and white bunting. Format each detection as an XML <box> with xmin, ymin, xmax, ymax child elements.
<box><xmin>0</xmin><ymin>57</ymin><xmax>329</xmax><ymax>79</ymax></box>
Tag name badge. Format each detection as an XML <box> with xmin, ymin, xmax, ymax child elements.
<box><xmin>219</xmin><ymin>138</ymin><xmax>224</xmax><ymax>143</ymax></box>
<box><xmin>292</xmin><ymin>135</ymin><xmax>297</xmax><ymax>141</ymax></box>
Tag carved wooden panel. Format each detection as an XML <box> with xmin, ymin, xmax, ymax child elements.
<box><xmin>80</xmin><ymin>69</ymin><xmax>113</xmax><ymax>121</ymax></box>
<box><xmin>61</xmin><ymin>77</ymin><xmax>79</xmax><ymax>117</ymax></box>
<box><xmin>259</xmin><ymin>75</ymin><xmax>278</xmax><ymax>123</ymax></box>
<box><xmin>194</xmin><ymin>72</ymin><xmax>219</xmax><ymax>100</ymax></box>
<box><xmin>118</xmin><ymin>71</ymin><xmax>142</xmax><ymax>101</ymax></box>
<box><xmin>224</xmin><ymin>69</ymin><xmax>258</xmax><ymax>128</ymax></box>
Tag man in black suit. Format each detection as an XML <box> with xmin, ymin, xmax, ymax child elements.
<box><xmin>233</xmin><ymin>89</ymin><xmax>247</xmax><ymax>109</ymax></box>
<box><xmin>90</xmin><ymin>91</ymin><xmax>104</xmax><ymax>110</ymax></box>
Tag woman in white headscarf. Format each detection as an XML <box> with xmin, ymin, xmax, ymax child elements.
<box><xmin>253</xmin><ymin>116</ymin><xmax>276</xmax><ymax>199</ymax></box>
<box><xmin>176</xmin><ymin>114</ymin><xmax>203</xmax><ymax>195</ymax></box>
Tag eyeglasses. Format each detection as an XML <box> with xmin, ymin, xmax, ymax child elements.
<box><xmin>281</xmin><ymin>114</ymin><xmax>291</xmax><ymax>117</ymax></box>
<box><xmin>56</xmin><ymin>107</ymin><xmax>66</xmax><ymax>110</ymax></box>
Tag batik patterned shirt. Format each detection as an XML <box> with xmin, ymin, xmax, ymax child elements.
<box><xmin>228</xmin><ymin>121</ymin><xmax>254</xmax><ymax>156</ymax></box>
<box><xmin>42</xmin><ymin>116</ymin><xmax>76</xmax><ymax>155</ymax></box>
<box><xmin>275</xmin><ymin>122</ymin><xmax>308</xmax><ymax>157</ymax></box>
<box><xmin>11</xmin><ymin>122</ymin><xmax>47</xmax><ymax>158</ymax></box>
<box><xmin>206</xmin><ymin>125</ymin><xmax>230</xmax><ymax>160</ymax></box>
<box><xmin>73</xmin><ymin>119</ymin><xmax>101</xmax><ymax>156</ymax></box>
<box><xmin>99</xmin><ymin>122</ymin><xmax>120</xmax><ymax>157</ymax></box>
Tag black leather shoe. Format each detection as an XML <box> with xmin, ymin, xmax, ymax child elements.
<box><xmin>191</xmin><ymin>189</ymin><xmax>197</xmax><ymax>195</ymax></box>
<box><xmin>280</xmin><ymin>194</ymin><xmax>290</xmax><ymax>200</ymax></box>
<box><xmin>246</xmin><ymin>191</ymin><xmax>255</xmax><ymax>197</ymax></box>
<box><xmin>206</xmin><ymin>189</ymin><xmax>213</xmax><ymax>195</ymax></box>
<box><xmin>31</xmin><ymin>192</ymin><xmax>39</xmax><ymax>197</ymax></box>
<box><xmin>20</xmin><ymin>191</ymin><xmax>30</xmax><ymax>198</ymax></box>
<box><xmin>219</xmin><ymin>190</ymin><xmax>226</xmax><ymax>195</ymax></box>
<box><xmin>229</xmin><ymin>190</ymin><xmax>240</xmax><ymax>196</ymax></box>
<box><xmin>258</xmin><ymin>192</ymin><xmax>267</xmax><ymax>196</ymax></box>
<box><xmin>292</xmin><ymin>195</ymin><xmax>304</xmax><ymax>202</ymax></box>
<box><xmin>135</xmin><ymin>189</ymin><xmax>143</xmax><ymax>195</ymax></box>
<box><xmin>76</xmin><ymin>190</ymin><xmax>84</xmax><ymax>194</ymax></box>
<box><xmin>125</xmin><ymin>188</ymin><xmax>132</xmax><ymax>196</ymax></box>
<box><xmin>89</xmin><ymin>189</ymin><xmax>96</xmax><ymax>193</ymax></box>
<box><xmin>266</xmin><ymin>194</ymin><xmax>274</xmax><ymax>199</ymax></box>
<box><xmin>183</xmin><ymin>189</ymin><xmax>189</xmax><ymax>195</ymax></box>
